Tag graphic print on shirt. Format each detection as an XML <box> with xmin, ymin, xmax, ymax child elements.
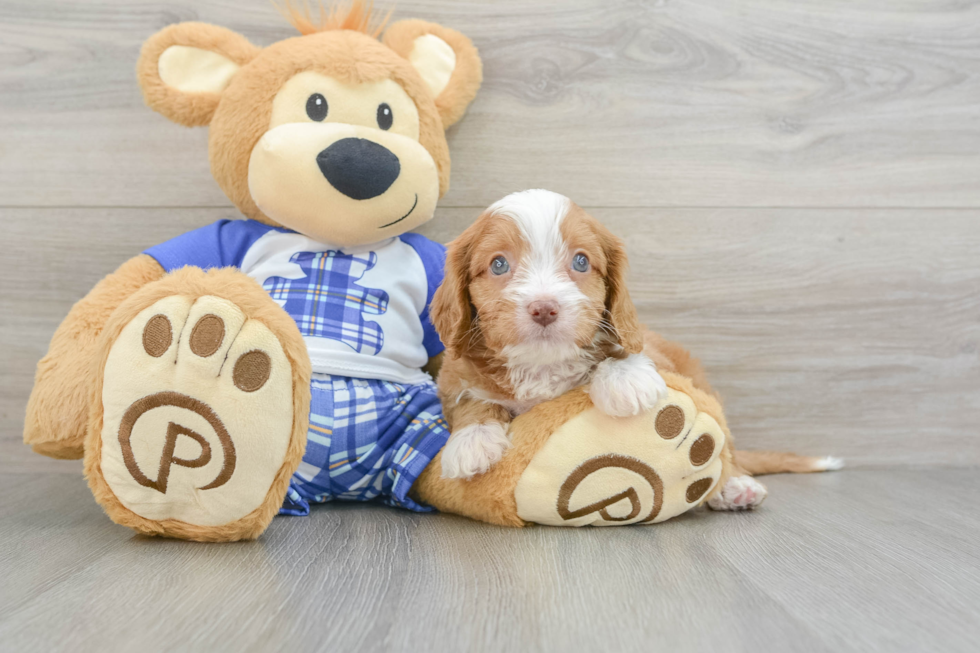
<box><xmin>264</xmin><ymin>250</ymin><xmax>389</xmax><ymax>355</ymax></box>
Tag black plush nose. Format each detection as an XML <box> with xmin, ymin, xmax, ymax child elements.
<box><xmin>316</xmin><ymin>138</ymin><xmax>401</xmax><ymax>200</ymax></box>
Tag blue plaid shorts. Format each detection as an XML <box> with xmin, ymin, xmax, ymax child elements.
<box><xmin>280</xmin><ymin>374</ymin><xmax>450</xmax><ymax>515</ymax></box>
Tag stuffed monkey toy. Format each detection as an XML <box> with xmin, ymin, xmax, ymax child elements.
<box><xmin>24</xmin><ymin>3</ymin><xmax>742</xmax><ymax>541</ymax></box>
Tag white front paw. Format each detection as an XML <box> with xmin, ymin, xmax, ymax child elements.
<box><xmin>589</xmin><ymin>353</ymin><xmax>669</xmax><ymax>417</ymax></box>
<box><xmin>440</xmin><ymin>422</ymin><xmax>511</xmax><ymax>480</ymax></box>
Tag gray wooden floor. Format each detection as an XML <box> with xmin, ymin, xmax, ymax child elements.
<box><xmin>1</xmin><ymin>469</ymin><xmax>977</xmax><ymax>652</ymax></box>
<box><xmin>2</xmin><ymin>1</ymin><xmax>980</xmax><ymax>651</ymax></box>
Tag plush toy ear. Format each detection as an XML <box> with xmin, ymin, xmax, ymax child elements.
<box><xmin>137</xmin><ymin>22</ymin><xmax>260</xmax><ymax>127</ymax></box>
<box><xmin>383</xmin><ymin>19</ymin><xmax>483</xmax><ymax>128</ymax></box>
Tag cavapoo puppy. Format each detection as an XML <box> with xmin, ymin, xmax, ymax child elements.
<box><xmin>430</xmin><ymin>189</ymin><xmax>833</xmax><ymax>511</ymax></box>
<box><xmin>431</xmin><ymin>189</ymin><xmax>667</xmax><ymax>471</ymax></box>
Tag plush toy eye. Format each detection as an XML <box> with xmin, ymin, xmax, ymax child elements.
<box><xmin>490</xmin><ymin>256</ymin><xmax>510</xmax><ymax>275</ymax></box>
<box><xmin>377</xmin><ymin>103</ymin><xmax>393</xmax><ymax>130</ymax></box>
<box><xmin>306</xmin><ymin>93</ymin><xmax>328</xmax><ymax>121</ymax></box>
<box><xmin>572</xmin><ymin>253</ymin><xmax>590</xmax><ymax>273</ymax></box>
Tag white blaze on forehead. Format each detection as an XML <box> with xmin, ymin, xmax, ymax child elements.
<box><xmin>488</xmin><ymin>189</ymin><xmax>576</xmax><ymax>297</ymax></box>
<box><xmin>488</xmin><ymin>189</ymin><xmax>571</xmax><ymax>252</ymax></box>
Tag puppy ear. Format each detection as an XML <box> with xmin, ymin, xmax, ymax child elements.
<box><xmin>600</xmin><ymin>228</ymin><xmax>645</xmax><ymax>355</ymax></box>
<box><xmin>430</xmin><ymin>226</ymin><xmax>478</xmax><ymax>358</ymax></box>
<box><xmin>383</xmin><ymin>20</ymin><xmax>483</xmax><ymax>128</ymax></box>
<box><xmin>138</xmin><ymin>23</ymin><xmax>260</xmax><ymax>127</ymax></box>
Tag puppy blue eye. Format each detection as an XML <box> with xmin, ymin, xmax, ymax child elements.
<box><xmin>572</xmin><ymin>253</ymin><xmax>590</xmax><ymax>272</ymax></box>
<box><xmin>490</xmin><ymin>256</ymin><xmax>510</xmax><ymax>275</ymax></box>
<box><xmin>306</xmin><ymin>93</ymin><xmax>328</xmax><ymax>121</ymax></box>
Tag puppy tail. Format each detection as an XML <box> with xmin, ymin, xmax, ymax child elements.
<box><xmin>733</xmin><ymin>450</ymin><xmax>844</xmax><ymax>476</ymax></box>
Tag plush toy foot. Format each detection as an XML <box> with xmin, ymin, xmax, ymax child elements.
<box><xmin>412</xmin><ymin>372</ymin><xmax>730</xmax><ymax>528</ymax></box>
<box><xmin>513</xmin><ymin>387</ymin><xmax>726</xmax><ymax>526</ymax></box>
<box><xmin>707</xmin><ymin>475</ymin><xmax>768</xmax><ymax>511</ymax></box>
<box><xmin>85</xmin><ymin>268</ymin><xmax>310</xmax><ymax>541</ymax></box>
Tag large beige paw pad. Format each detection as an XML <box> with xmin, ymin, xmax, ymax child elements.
<box><xmin>98</xmin><ymin>295</ymin><xmax>294</xmax><ymax>527</ymax></box>
<box><xmin>514</xmin><ymin>388</ymin><xmax>726</xmax><ymax>526</ymax></box>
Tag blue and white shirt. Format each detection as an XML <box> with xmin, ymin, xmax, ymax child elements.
<box><xmin>145</xmin><ymin>220</ymin><xmax>445</xmax><ymax>385</ymax></box>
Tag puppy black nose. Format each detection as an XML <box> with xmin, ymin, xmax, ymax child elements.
<box><xmin>316</xmin><ymin>138</ymin><xmax>400</xmax><ymax>200</ymax></box>
<box><xmin>528</xmin><ymin>300</ymin><xmax>559</xmax><ymax>327</ymax></box>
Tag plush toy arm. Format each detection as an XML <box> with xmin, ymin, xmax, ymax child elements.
<box><xmin>24</xmin><ymin>254</ymin><xmax>165</xmax><ymax>459</ymax></box>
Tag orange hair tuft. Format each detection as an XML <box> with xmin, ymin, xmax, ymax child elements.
<box><xmin>273</xmin><ymin>0</ymin><xmax>391</xmax><ymax>38</ymax></box>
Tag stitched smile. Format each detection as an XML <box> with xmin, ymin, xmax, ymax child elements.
<box><xmin>378</xmin><ymin>194</ymin><xmax>418</xmax><ymax>229</ymax></box>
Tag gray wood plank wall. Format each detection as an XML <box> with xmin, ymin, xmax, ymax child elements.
<box><xmin>2</xmin><ymin>0</ymin><xmax>979</xmax><ymax>472</ymax></box>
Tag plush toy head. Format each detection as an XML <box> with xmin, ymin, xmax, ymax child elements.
<box><xmin>137</xmin><ymin>1</ymin><xmax>481</xmax><ymax>247</ymax></box>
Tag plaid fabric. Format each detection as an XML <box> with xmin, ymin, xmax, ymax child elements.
<box><xmin>264</xmin><ymin>250</ymin><xmax>389</xmax><ymax>355</ymax></box>
<box><xmin>280</xmin><ymin>374</ymin><xmax>450</xmax><ymax>515</ymax></box>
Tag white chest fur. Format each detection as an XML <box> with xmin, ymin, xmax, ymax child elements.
<box><xmin>499</xmin><ymin>343</ymin><xmax>597</xmax><ymax>415</ymax></box>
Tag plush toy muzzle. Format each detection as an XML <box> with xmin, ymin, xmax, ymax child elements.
<box><xmin>248</xmin><ymin>120</ymin><xmax>439</xmax><ymax>247</ymax></box>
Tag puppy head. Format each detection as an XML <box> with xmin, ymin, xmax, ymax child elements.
<box><xmin>431</xmin><ymin>189</ymin><xmax>644</xmax><ymax>360</ymax></box>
